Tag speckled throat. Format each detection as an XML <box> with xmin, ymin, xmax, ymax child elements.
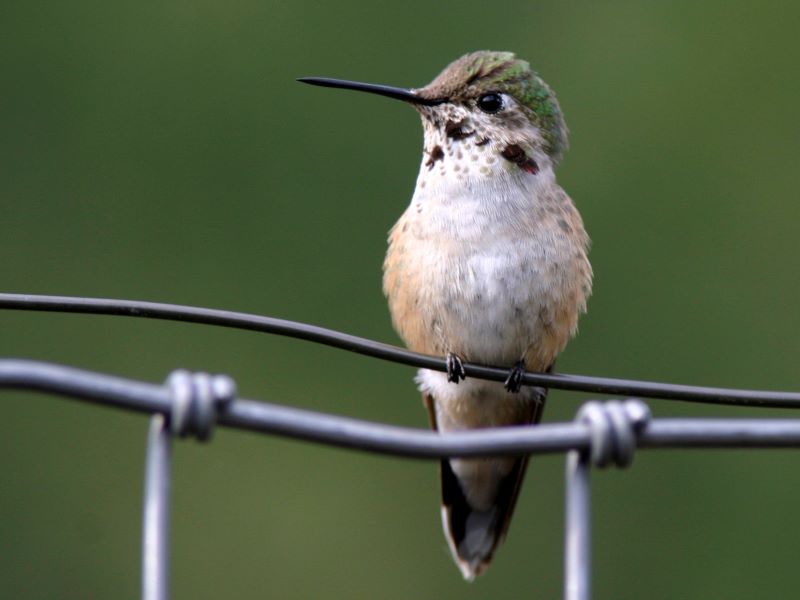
<box><xmin>416</xmin><ymin>103</ymin><xmax>544</xmax><ymax>186</ymax></box>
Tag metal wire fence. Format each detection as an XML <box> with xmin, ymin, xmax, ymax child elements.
<box><xmin>3</xmin><ymin>293</ymin><xmax>800</xmax><ymax>600</ymax></box>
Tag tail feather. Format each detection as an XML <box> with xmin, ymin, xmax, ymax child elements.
<box><xmin>424</xmin><ymin>382</ymin><xmax>549</xmax><ymax>579</ymax></box>
<box><xmin>440</xmin><ymin>455</ymin><xmax>530</xmax><ymax>580</ymax></box>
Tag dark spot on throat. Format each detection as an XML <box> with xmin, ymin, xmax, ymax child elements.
<box><xmin>475</xmin><ymin>137</ymin><xmax>491</xmax><ymax>146</ymax></box>
<box><xmin>501</xmin><ymin>143</ymin><xmax>539</xmax><ymax>174</ymax></box>
<box><xmin>425</xmin><ymin>145</ymin><xmax>444</xmax><ymax>170</ymax></box>
<box><xmin>426</xmin><ymin>114</ymin><xmax>442</xmax><ymax>129</ymax></box>
<box><xmin>445</xmin><ymin>119</ymin><xmax>474</xmax><ymax>141</ymax></box>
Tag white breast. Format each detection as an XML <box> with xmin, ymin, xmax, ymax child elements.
<box><xmin>401</xmin><ymin>164</ymin><xmax>573</xmax><ymax>365</ymax></box>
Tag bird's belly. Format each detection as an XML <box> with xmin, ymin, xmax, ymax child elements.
<box><xmin>385</xmin><ymin>232</ymin><xmax>569</xmax><ymax>370</ymax></box>
<box><xmin>384</xmin><ymin>178</ymin><xmax>589</xmax><ymax>375</ymax></box>
<box><xmin>428</xmin><ymin>248</ymin><xmax>540</xmax><ymax>364</ymax></box>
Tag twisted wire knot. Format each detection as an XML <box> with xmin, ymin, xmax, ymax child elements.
<box><xmin>166</xmin><ymin>370</ymin><xmax>237</xmax><ymax>441</ymax></box>
<box><xmin>576</xmin><ymin>399</ymin><xmax>651</xmax><ymax>468</ymax></box>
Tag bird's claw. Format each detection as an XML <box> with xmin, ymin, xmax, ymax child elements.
<box><xmin>446</xmin><ymin>352</ymin><xmax>466</xmax><ymax>383</ymax></box>
<box><xmin>504</xmin><ymin>361</ymin><xmax>526</xmax><ymax>393</ymax></box>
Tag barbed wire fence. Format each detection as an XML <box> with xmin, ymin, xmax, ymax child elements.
<box><xmin>3</xmin><ymin>292</ymin><xmax>800</xmax><ymax>600</ymax></box>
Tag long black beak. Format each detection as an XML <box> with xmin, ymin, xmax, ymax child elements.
<box><xmin>297</xmin><ymin>77</ymin><xmax>444</xmax><ymax>106</ymax></box>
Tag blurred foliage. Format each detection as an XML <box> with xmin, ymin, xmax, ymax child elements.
<box><xmin>2</xmin><ymin>1</ymin><xmax>800</xmax><ymax>598</ymax></box>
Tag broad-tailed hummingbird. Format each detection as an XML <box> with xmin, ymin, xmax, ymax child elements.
<box><xmin>300</xmin><ymin>50</ymin><xmax>591</xmax><ymax>580</ymax></box>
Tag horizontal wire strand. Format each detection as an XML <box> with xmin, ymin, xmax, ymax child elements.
<box><xmin>1</xmin><ymin>293</ymin><xmax>799</xmax><ymax>409</ymax></box>
<box><xmin>4</xmin><ymin>359</ymin><xmax>800</xmax><ymax>458</ymax></box>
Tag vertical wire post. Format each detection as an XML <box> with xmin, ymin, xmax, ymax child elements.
<box><xmin>563</xmin><ymin>399</ymin><xmax>649</xmax><ymax>600</ymax></box>
<box><xmin>142</xmin><ymin>414</ymin><xmax>172</xmax><ymax>600</ymax></box>
<box><xmin>564</xmin><ymin>449</ymin><xmax>591</xmax><ymax>600</ymax></box>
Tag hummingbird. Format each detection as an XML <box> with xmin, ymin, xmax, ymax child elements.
<box><xmin>299</xmin><ymin>51</ymin><xmax>591</xmax><ymax>580</ymax></box>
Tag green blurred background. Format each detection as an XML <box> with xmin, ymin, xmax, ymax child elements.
<box><xmin>2</xmin><ymin>1</ymin><xmax>800</xmax><ymax>598</ymax></box>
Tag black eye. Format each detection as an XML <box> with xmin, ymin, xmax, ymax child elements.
<box><xmin>477</xmin><ymin>92</ymin><xmax>503</xmax><ymax>114</ymax></box>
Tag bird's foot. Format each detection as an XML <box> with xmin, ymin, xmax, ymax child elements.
<box><xmin>504</xmin><ymin>360</ymin><xmax>526</xmax><ymax>393</ymax></box>
<box><xmin>446</xmin><ymin>352</ymin><xmax>466</xmax><ymax>383</ymax></box>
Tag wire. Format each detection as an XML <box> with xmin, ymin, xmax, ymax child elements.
<box><xmin>2</xmin><ymin>292</ymin><xmax>800</xmax><ymax>408</ymax></box>
<box><xmin>4</xmin><ymin>359</ymin><xmax>800</xmax><ymax>459</ymax></box>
